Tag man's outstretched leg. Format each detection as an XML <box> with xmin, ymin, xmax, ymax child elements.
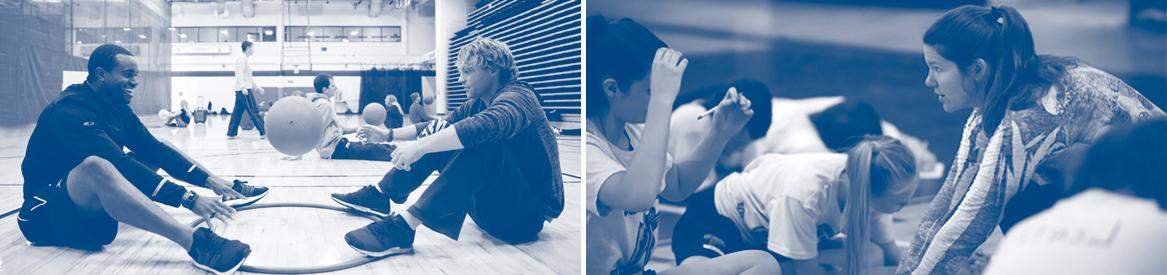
<box><xmin>18</xmin><ymin>156</ymin><xmax>250</xmax><ymax>274</ymax></box>
<box><xmin>330</xmin><ymin>150</ymin><xmax>453</xmax><ymax>217</ymax></box>
<box><xmin>342</xmin><ymin>145</ymin><xmax>547</xmax><ymax>255</ymax></box>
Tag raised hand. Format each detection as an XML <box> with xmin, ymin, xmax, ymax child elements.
<box><xmin>649</xmin><ymin>47</ymin><xmax>689</xmax><ymax>101</ymax></box>
<box><xmin>711</xmin><ymin>87</ymin><xmax>754</xmax><ymax>133</ymax></box>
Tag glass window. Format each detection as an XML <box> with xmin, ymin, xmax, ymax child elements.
<box><xmin>198</xmin><ymin>27</ymin><xmax>217</xmax><ymax>42</ymax></box>
<box><xmin>217</xmin><ymin>27</ymin><xmax>233</xmax><ymax>42</ymax></box>
<box><xmin>285</xmin><ymin>26</ymin><xmax>302</xmax><ymax>42</ymax></box>
<box><xmin>236</xmin><ymin>27</ymin><xmax>257</xmax><ymax>42</ymax></box>
<box><xmin>135</xmin><ymin>28</ymin><xmax>151</xmax><ymax>43</ymax></box>
<box><xmin>176</xmin><ymin>27</ymin><xmax>196</xmax><ymax>43</ymax></box>
<box><xmin>384</xmin><ymin>26</ymin><xmax>401</xmax><ymax>42</ymax></box>
<box><xmin>321</xmin><ymin>26</ymin><xmax>342</xmax><ymax>42</ymax></box>
<box><xmin>342</xmin><ymin>27</ymin><xmax>362</xmax><ymax>42</ymax></box>
<box><xmin>274</xmin><ymin>26</ymin><xmax>403</xmax><ymax>42</ymax></box>
<box><xmin>261</xmin><ymin>27</ymin><xmax>276</xmax><ymax>42</ymax></box>
<box><xmin>306</xmin><ymin>26</ymin><xmax>324</xmax><ymax>42</ymax></box>
<box><xmin>76</xmin><ymin>28</ymin><xmax>99</xmax><ymax>44</ymax></box>
<box><xmin>364</xmin><ymin>27</ymin><xmax>383</xmax><ymax>42</ymax></box>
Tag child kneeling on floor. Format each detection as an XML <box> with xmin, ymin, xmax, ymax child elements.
<box><xmin>673</xmin><ymin>136</ymin><xmax>919</xmax><ymax>275</ymax></box>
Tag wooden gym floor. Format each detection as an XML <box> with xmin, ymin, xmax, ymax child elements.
<box><xmin>0</xmin><ymin>114</ymin><xmax>582</xmax><ymax>274</ymax></box>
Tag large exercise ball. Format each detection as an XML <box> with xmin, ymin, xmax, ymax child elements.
<box><xmin>362</xmin><ymin>103</ymin><xmax>387</xmax><ymax>125</ymax></box>
<box><xmin>264</xmin><ymin>96</ymin><xmax>325</xmax><ymax>157</ymax></box>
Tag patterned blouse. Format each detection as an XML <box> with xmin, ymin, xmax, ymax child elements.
<box><xmin>898</xmin><ymin>64</ymin><xmax>1164</xmax><ymax>275</ymax></box>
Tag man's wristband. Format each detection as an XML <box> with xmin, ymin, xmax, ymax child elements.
<box><xmin>181</xmin><ymin>191</ymin><xmax>199</xmax><ymax>209</ymax></box>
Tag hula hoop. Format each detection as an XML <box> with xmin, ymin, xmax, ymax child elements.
<box><xmin>188</xmin><ymin>202</ymin><xmax>391</xmax><ymax>274</ymax></box>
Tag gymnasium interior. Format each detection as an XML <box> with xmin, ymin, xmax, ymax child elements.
<box><xmin>0</xmin><ymin>0</ymin><xmax>582</xmax><ymax>274</ymax></box>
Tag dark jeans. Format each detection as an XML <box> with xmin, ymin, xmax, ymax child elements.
<box><xmin>331</xmin><ymin>138</ymin><xmax>395</xmax><ymax>162</ymax></box>
<box><xmin>227</xmin><ymin>90</ymin><xmax>265</xmax><ymax>136</ymax></box>
<box><xmin>376</xmin><ymin>143</ymin><xmax>544</xmax><ymax>244</ymax></box>
<box><xmin>672</xmin><ymin>188</ymin><xmax>766</xmax><ymax>265</ymax></box>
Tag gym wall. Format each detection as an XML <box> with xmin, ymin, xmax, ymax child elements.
<box><xmin>445</xmin><ymin>0</ymin><xmax>582</xmax><ymax>122</ymax></box>
<box><xmin>167</xmin><ymin>1</ymin><xmax>436</xmax><ymax>114</ymax></box>
<box><xmin>1</xmin><ymin>0</ymin><xmax>172</xmax><ymax>126</ymax></box>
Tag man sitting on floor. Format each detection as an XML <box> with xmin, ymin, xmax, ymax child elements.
<box><xmin>330</xmin><ymin>37</ymin><xmax>564</xmax><ymax>255</ymax></box>
<box><xmin>18</xmin><ymin>44</ymin><xmax>268</xmax><ymax>275</ymax></box>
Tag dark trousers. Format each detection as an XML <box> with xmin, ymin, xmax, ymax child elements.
<box><xmin>376</xmin><ymin>143</ymin><xmax>544</xmax><ymax>243</ymax></box>
<box><xmin>331</xmin><ymin>138</ymin><xmax>395</xmax><ymax>162</ymax></box>
<box><xmin>227</xmin><ymin>90</ymin><xmax>265</xmax><ymax>136</ymax></box>
<box><xmin>672</xmin><ymin>188</ymin><xmax>764</xmax><ymax>265</ymax></box>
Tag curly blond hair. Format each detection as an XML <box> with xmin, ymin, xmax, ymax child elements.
<box><xmin>456</xmin><ymin>37</ymin><xmax>518</xmax><ymax>82</ymax></box>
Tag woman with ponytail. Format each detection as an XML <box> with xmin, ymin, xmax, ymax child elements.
<box><xmin>585</xmin><ymin>14</ymin><xmax>778</xmax><ymax>275</ymax></box>
<box><xmin>902</xmin><ymin>5</ymin><xmax>1164</xmax><ymax>274</ymax></box>
<box><xmin>671</xmin><ymin>136</ymin><xmax>919</xmax><ymax>275</ymax></box>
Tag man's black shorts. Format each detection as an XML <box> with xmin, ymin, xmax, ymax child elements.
<box><xmin>18</xmin><ymin>176</ymin><xmax>118</xmax><ymax>249</ymax></box>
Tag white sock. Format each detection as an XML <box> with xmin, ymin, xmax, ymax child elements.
<box><xmin>399</xmin><ymin>212</ymin><xmax>421</xmax><ymax>230</ymax></box>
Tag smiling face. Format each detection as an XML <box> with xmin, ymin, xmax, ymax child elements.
<box><xmin>923</xmin><ymin>45</ymin><xmax>979</xmax><ymax>113</ymax></box>
<box><xmin>96</xmin><ymin>54</ymin><xmax>139</xmax><ymax>105</ymax></box>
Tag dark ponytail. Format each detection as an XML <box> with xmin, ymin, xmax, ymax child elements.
<box><xmin>924</xmin><ymin>5</ymin><xmax>1073</xmax><ymax>135</ymax></box>
<box><xmin>585</xmin><ymin>15</ymin><xmax>667</xmax><ymax>119</ymax></box>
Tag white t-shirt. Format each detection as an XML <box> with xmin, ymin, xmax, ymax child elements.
<box><xmin>985</xmin><ymin>189</ymin><xmax>1167</xmax><ymax>275</ymax></box>
<box><xmin>668</xmin><ymin>102</ymin><xmax>711</xmax><ymax>158</ymax></box>
<box><xmin>714</xmin><ymin>153</ymin><xmax>895</xmax><ymax>260</ymax></box>
<box><xmin>586</xmin><ymin>120</ymin><xmax>673</xmax><ymax>275</ymax></box>
<box><xmin>307</xmin><ymin>93</ymin><xmax>342</xmax><ymax>158</ymax></box>
<box><xmin>747</xmin><ymin>97</ymin><xmax>941</xmax><ymax>176</ymax></box>
<box><xmin>670</xmin><ymin>97</ymin><xmax>941</xmax><ymax>179</ymax></box>
<box><xmin>235</xmin><ymin>56</ymin><xmax>255</xmax><ymax>91</ymax></box>
<box><xmin>748</xmin><ymin>98</ymin><xmax>839</xmax><ymax>157</ymax></box>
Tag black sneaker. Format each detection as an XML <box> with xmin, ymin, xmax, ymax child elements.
<box><xmin>188</xmin><ymin>227</ymin><xmax>250</xmax><ymax>275</ymax></box>
<box><xmin>344</xmin><ymin>214</ymin><xmax>415</xmax><ymax>257</ymax></box>
<box><xmin>331</xmin><ymin>185</ymin><xmax>391</xmax><ymax>217</ymax></box>
<box><xmin>224</xmin><ymin>180</ymin><xmax>269</xmax><ymax>208</ymax></box>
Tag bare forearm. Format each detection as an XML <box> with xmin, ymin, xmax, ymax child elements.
<box><xmin>597</xmin><ymin>95</ymin><xmax>676</xmax><ymax>212</ymax></box>
<box><xmin>417</xmin><ymin>127</ymin><xmax>464</xmax><ymax>154</ymax></box>
<box><xmin>392</xmin><ymin>125</ymin><xmax>419</xmax><ymax>140</ymax></box>
<box><xmin>664</xmin><ymin>129</ymin><xmax>733</xmax><ymax>201</ymax></box>
<box><xmin>879</xmin><ymin>242</ymin><xmax>903</xmax><ymax>265</ymax></box>
<box><xmin>341</xmin><ymin>124</ymin><xmax>359</xmax><ymax>134</ymax></box>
